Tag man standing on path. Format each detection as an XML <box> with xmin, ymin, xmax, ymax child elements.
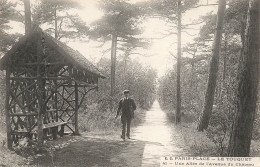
<box><xmin>115</xmin><ymin>90</ymin><xmax>136</xmax><ymax>139</ymax></box>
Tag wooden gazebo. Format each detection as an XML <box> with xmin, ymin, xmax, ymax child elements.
<box><xmin>0</xmin><ymin>28</ymin><xmax>104</xmax><ymax>148</ymax></box>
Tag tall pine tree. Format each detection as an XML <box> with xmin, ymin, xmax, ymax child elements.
<box><xmin>89</xmin><ymin>0</ymin><xmax>144</xmax><ymax>98</ymax></box>
<box><xmin>197</xmin><ymin>0</ymin><xmax>226</xmax><ymax>131</ymax></box>
<box><xmin>228</xmin><ymin>0</ymin><xmax>260</xmax><ymax>157</ymax></box>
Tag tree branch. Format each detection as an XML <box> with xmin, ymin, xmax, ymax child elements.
<box><xmin>183</xmin><ymin>50</ymin><xmax>194</xmax><ymax>56</ymax></box>
<box><xmin>101</xmin><ymin>48</ymin><xmax>111</xmax><ymax>57</ymax></box>
<box><xmin>182</xmin><ymin>20</ymin><xmax>205</xmax><ymax>27</ymax></box>
<box><xmin>182</xmin><ymin>31</ymin><xmax>197</xmax><ymax>36</ymax></box>
<box><xmin>94</xmin><ymin>39</ymin><xmax>107</xmax><ymax>48</ymax></box>
<box><xmin>46</xmin><ymin>27</ymin><xmax>55</xmax><ymax>31</ymax></box>
<box><xmin>169</xmin><ymin>51</ymin><xmax>177</xmax><ymax>59</ymax></box>
<box><xmin>191</xmin><ymin>4</ymin><xmax>218</xmax><ymax>8</ymax></box>
<box><xmin>182</xmin><ymin>27</ymin><xmax>200</xmax><ymax>30</ymax></box>
<box><xmin>57</xmin><ymin>34</ymin><xmax>64</xmax><ymax>40</ymax></box>
<box><xmin>129</xmin><ymin>53</ymin><xmax>155</xmax><ymax>57</ymax></box>
<box><xmin>57</xmin><ymin>18</ymin><xmax>64</xmax><ymax>39</ymax></box>
<box><xmin>150</xmin><ymin>31</ymin><xmax>177</xmax><ymax>40</ymax></box>
<box><xmin>182</xmin><ymin>55</ymin><xmax>208</xmax><ymax>66</ymax></box>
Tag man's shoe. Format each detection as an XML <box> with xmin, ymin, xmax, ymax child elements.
<box><xmin>126</xmin><ymin>135</ymin><xmax>130</xmax><ymax>139</ymax></box>
<box><xmin>121</xmin><ymin>135</ymin><xmax>125</xmax><ymax>139</ymax></box>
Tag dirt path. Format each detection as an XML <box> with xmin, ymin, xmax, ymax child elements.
<box><xmin>36</xmin><ymin>101</ymin><xmax>189</xmax><ymax>167</ymax></box>
<box><xmin>111</xmin><ymin>100</ymin><xmax>190</xmax><ymax>167</ymax></box>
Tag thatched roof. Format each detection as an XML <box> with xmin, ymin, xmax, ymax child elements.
<box><xmin>0</xmin><ymin>28</ymin><xmax>105</xmax><ymax>78</ymax></box>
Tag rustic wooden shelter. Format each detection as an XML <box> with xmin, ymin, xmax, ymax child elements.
<box><xmin>0</xmin><ymin>28</ymin><xmax>105</xmax><ymax>148</ymax></box>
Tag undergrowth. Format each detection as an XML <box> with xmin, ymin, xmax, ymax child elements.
<box><xmin>176</xmin><ymin>122</ymin><xmax>219</xmax><ymax>156</ymax></box>
<box><xmin>164</xmin><ymin>108</ymin><xmax>260</xmax><ymax>156</ymax></box>
<box><xmin>164</xmin><ymin>109</ymin><xmax>219</xmax><ymax>156</ymax></box>
<box><xmin>78</xmin><ymin>102</ymin><xmax>146</xmax><ymax>133</ymax></box>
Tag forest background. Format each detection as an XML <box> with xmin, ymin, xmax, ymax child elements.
<box><xmin>0</xmin><ymin>0</ymin><xmax>260</xmax><ymax>162</ymax></box>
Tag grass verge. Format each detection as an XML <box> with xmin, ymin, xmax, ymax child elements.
<box><xmin>164</xmin><ymin>109</ymin><xmax>260</xmax><ymax>156</ymax></box>
<box><xmin>78</xmin><ymin>103</ymin><xmax>147</xmax><ymax>134</ymax></box>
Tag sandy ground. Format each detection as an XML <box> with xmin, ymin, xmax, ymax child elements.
<box><xmin>34</xmin><ymin>101</ymin><xmax>190</xmax><ymax>167</ymax></box>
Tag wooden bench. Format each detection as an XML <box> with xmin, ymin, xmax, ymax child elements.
<box><xmin>43</xmin><ymin>120</ymin><xmax>67</xmax><ymax>139</ymax></box>
<box><xmin>43</xmin><ymin>109</ymin><xmax>67</xmax><ymax>139</ymax></box>
<box><xmin>12</xmin><ymin>121</ymin><xmax>67</xmax><ymax>140</ymax></box>
<box><xmin>11</xmin><ymin>109</ymin><xmax>67</xmax><ymax>141</ymax></box>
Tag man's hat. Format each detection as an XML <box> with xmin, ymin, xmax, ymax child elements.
<box><xmin>123</xmin><ymin>90</ymin><xmax>130</xmax><ymax>94</ymax></box>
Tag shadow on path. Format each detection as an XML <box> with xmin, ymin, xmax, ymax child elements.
<box><xmin>37</xmin><ymin>135</ymin><xmax>146</xmax><ymax>167</ymax></box>
<box><xmin>111</xmin><ymin>100</ymin><xmax>190</xmax><ymax>167</ymax></box>
<box><xmin>36</xmin><ymin>101</ymin><xmax>189</xmax><ymax>167</ymax></box>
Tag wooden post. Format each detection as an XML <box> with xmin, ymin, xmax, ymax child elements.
<box><xmin>53</xmin><ymin>82</ymin><xmax>59</xmax><ymax>139</ymax></box>
<box><xmin>74</xmin><ymin>82</ymin><xmax>79</xmax><ymax>135</ymax></box>
<box><xmin>60</xmin><ymin>125</ymin><xmax>64</xmax><ymax>137</ymax></box>
<box><xmin>54</xmin><ymin>80</ymin><xmax>58</xmax><ymax>122</ymax></box>
<box><xmin>5</xmin><ymin>69</ymin><xmax>12</xmax><ymax>149</ymax></box>
<box><xmin>36</xmin><ymin>40</ymin><xmax>44</xmax><ymax>147</ymax></box>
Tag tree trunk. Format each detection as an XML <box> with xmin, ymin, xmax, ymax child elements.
<box><xmin>123</xmin><ymin>54</ymin><xmax>128</xmax><ymax>88</ymax></box>
<box><xmin>228</xmin><ymin>0</ymin><xmax>260</xmax><ymax>157</ymax></box>
<box><xmin>190</xmin><ymin>53</ymin><xmax>195</xmax><ymax>90</ymax></box>
<box><xmin>110</xmin><ymin>34</ymin><xmax>117</xmax><ymax>97</ymax></box>
<box><xmin>37</xmin><ymin>39</ymin><xmax>45</xmax><ymax>147</ymax></box>
<box><xmin>222</xmin><ymin>34</ymin><xmax>227</xmax><ymax>82</ymax></box>
<box><xmin>24</xmin><ymin>0</ymin><xmax>31</xmax><ymax>35</ymax></box>
<box><xmin>54</xmin><ymin>6</ymin><xmax>58</xmax><ymax>39</ymax></box>
<box><xmin>175</xmin><ymin>0</ymin><xmax>182</xmax><ymax>124</ymax></box>
<box><xmin>197</xmin><ymin>0</ymin><xmax>226</xmax><ymax>131</ymax></box>
<box><xmin>5</xmin><ymin>70</ymin><xmax>12</xmax><ymax>149</ymax></box>
<box><xmin>218</xmin><ymin>33</ymin><xmax>228</xmax><ymax>103</ymax></box>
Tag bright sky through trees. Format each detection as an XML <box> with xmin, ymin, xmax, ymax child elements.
<box><xmin>8</xmin><ymin>0</ymin><xmax>218</xmax><ymax>76</ymax></box>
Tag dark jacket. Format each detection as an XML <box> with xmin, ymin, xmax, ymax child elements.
<box><xmin>116</xmin><ymin>98</ymin><xmax>136</xmax><ymax>119</ymax></box>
